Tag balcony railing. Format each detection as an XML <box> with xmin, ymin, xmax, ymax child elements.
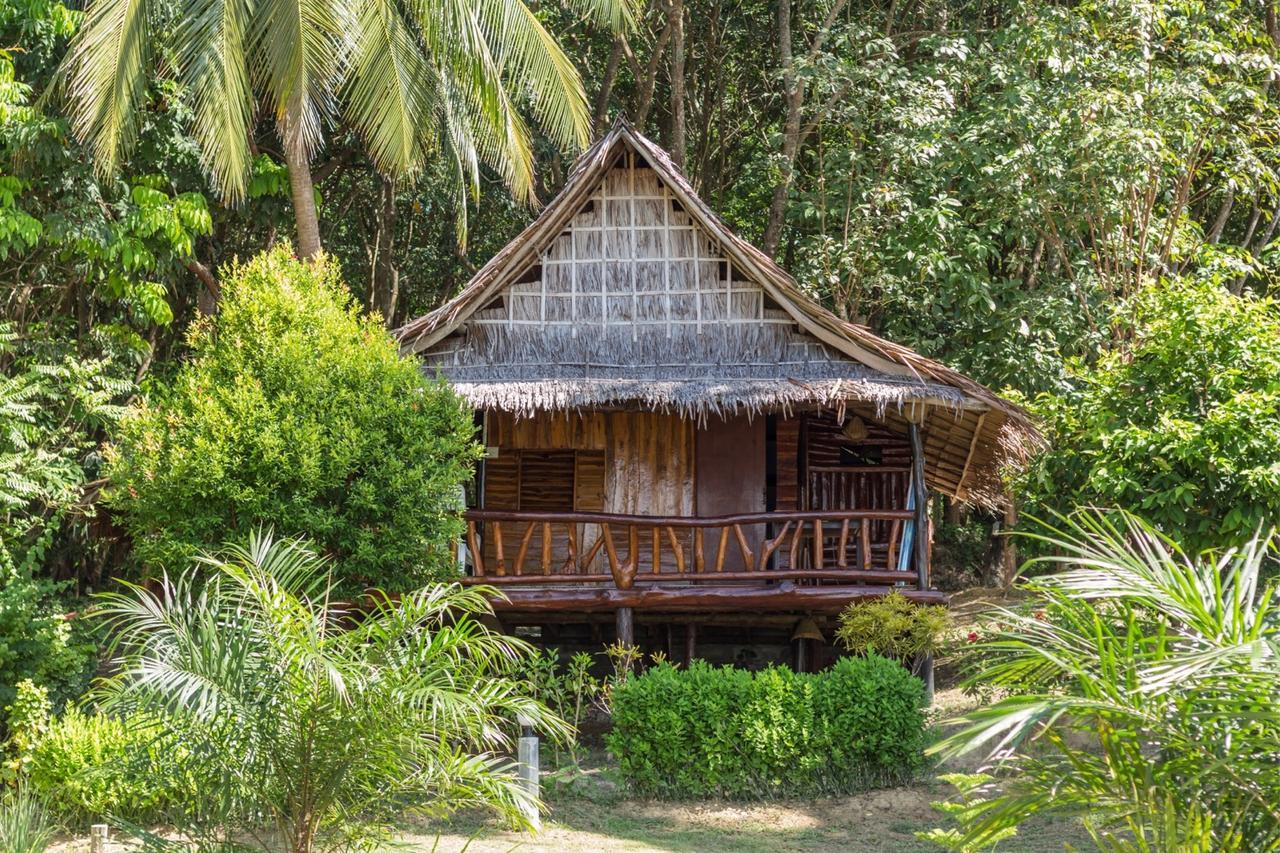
<box><xmin>461</xmin><ymin>509</ymin><xmax>926</xmax><ymax>591</ymax></box>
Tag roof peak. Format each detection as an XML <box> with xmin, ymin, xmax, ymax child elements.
<box><xmin>392</xmin><ymin>121</ymin><xmax>1040</xmax><ymax>505</ymax></box>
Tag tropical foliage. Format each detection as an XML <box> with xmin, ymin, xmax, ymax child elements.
<box><xmin>0</xmin><ymin>325</ymin><xmax>120</xmax><ymax>716</ymax></box>
<box><xmin>58</xmin><ymin>0</ymin><xmax>633</xmax><ymax>257</ymax></box>
<box><xmin>94</xmin><ymin>531</ymin><xmax>567</xmax><ymax>851</ymax></box>
<box><xmin>25</xmin><ymin>705</ymin><xmax>191</xmax><ymax>826</ymax></box>
<box><xmin>104</xmin><ymin>247</ymin><xmax>479</xmax><ymax>589</ymax></box>
<box><xmin>516</xmin><ymin>648</ymin><xmax>601</xmax><ymax>762</ymax></box>
<box><xmin>1020</xmin><ymin>274</ymin><xmax>1280</xmax><ymax>552</ymax></box>
<box><xmin>0</xmin><ymin>788</ymin><xmax>57</xmax><ymax>853</ymax></box>
<box><xmin>930</xmin><ymin>510</ymin><xmax>1280</xmax><ymax>851</ymax></box>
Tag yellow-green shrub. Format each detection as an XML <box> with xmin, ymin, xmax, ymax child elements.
<box><xmin>835</xmin><ymin>589</ymin><xmax>951</xmax><ymax>660</ymax></box>
<box><xmin>26</xmin><ymin>708</ymin><xmax>191</xmax><ymax>826</ymax></box>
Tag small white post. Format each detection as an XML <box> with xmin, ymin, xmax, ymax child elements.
<box><xmin>90</xmin><ymin>824</ymin><xmax>109</xmax><ymax>852</ymax></box>
<box><xmin>516</xmin><ymin>712</ymin><xmax>541</xmax><ymax>831</ymax></box>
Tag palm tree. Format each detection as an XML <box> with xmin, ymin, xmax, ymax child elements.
<box><xmin>60</xmin><ymin>0</ymin><xmax>631</xmax><ymax>259</ymax></box>
<box><xmin>95</xmin><ymin>531</ymin><xmax>568</xmax><ymax>852</ymax></box>
<box><xmin>930</xmin><ymin>510</ymin><xmax>1280</xmax><ymax>851</ymax></box>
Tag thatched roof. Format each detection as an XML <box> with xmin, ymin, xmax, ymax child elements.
<box><xmin>395</xmin><ymin>118</ymin><xmax>1041</xmax><ymax>505</ymax></box>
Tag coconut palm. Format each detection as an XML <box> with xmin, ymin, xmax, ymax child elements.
<box><xmin>60</xmin><ymin>0</ymin><xmax>632</xmax><ymax>259</ymax></box>
<box><xmin>94</xmin><ymin>531</ymin><xmax>567</xmax><ymax>852</ymax></box>
<box><xmin>930</xmin><ymin>509</ymin><xmax>1280</xmax><ymax>852</ymax></box>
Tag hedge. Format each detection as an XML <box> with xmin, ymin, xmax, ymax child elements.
<box><xmin>606</xmin><ymin>655</ymin><xmax>927</xmax><ymax>798</ymax></box>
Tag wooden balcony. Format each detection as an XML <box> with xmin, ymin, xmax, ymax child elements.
<box><xmin>461</xmin><ymin>509</ymin><xmax>941</xmax><ymax>613</ymax></box>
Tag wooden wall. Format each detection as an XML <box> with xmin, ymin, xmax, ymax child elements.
<box><xmin>483</xmin><ymin>410</ymin><xmax>692</xmax><ymax>516</ymax></box>
<box><xmin>480</xmin><ymin>411</ymin><xmax>693</xmax><ymax>572</ymax></box>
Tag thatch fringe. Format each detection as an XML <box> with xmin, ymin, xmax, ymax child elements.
<box><xmin>444</xmin><ymin>377</ymin><xmax>965</xmax><ymax>422</ymax></box>
<box><xmin>425</xmin><ymin>325</ymin><xmax>961</xmax><ymax>384</ymax></box>
<box><xmin>426</xmin><ymin>324</ymin><xmax>968</xmax><ymax>418</ymax></box>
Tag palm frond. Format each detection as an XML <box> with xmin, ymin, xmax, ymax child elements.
<box><xmin>173</xmin><ymin>0</ymin><xmax>256</xmax><ymax>201</ymax></box>
<box><xmin>936</xmin><ymin>508</ymin><xmax>1280</xmax><ymax>850</ymax></box>
<box><xmin>93</xmin><ymin>530</ymin><xmax>565</xmax><ymax>845</ymax></box>
<box><xmin>343</xmin><ymin>0</ymin><xmax>439</xmax><ymax>177</ymax></box>
<box><xmin>248</xmin><ymin>0</ymin><xmax>347</xmax><ymax>157</ymax></box>
<box><xmin>63</xmin><ymin>0</ymin><xmax>153</xmax><ymax>177</ymax></box>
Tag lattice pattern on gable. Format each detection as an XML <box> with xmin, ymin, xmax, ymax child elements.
<box><xmin>469</xmin><ymin>157</ymin><xmax>793</xmax><ymax>337</ymax></box>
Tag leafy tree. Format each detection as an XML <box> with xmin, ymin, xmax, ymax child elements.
<box><xmin>931</xmin><ymin>510</ymin><xmax>1280</xmax><ymax>850</ymax></box>
<box><xmin>96</xmin><ymin>531</ymin><xmax>566</xmax><ymax>852</ymax></box>
<box><xmin>58</xmin><ymin>0</ymin><xmax>632</xmax><ymax>259</ymax></box>
<box><xmin>1019</xmin><ymin>268</ymin><xmax>1280</xmax><ymax>551</ymax></box>
<box><xmin>104</xmin><ymin>246</ymin><xmax>479</xmax><ymax>589</ymax></box>
<box><xmin>0</xmin><ymin>324</ymin><xmax>125</xmax><ymax>714</ymax></box>
<box><xmin>1</xmin><ymin>1</ymin><xmax>215</xmax><ymax>336</ymax></box>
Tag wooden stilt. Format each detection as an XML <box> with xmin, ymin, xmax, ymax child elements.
<box><xmin>616</xmin><ymin>606</ymin><xmax>635</xmax><ymax>647</ymax></box>
<box><xmin>684</xmin><ymin>622</ymin><xmax>697</xmax><ymax>665</ymax></box>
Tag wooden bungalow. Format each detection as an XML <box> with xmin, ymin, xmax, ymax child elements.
<box><xmin>397</xmin><ymin>119</ymin><xmax>1039</xmax><ymax>668</ymax></box>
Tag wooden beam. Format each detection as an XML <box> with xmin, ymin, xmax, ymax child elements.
<box><xmin>467</xmin><ymin>508</ymin><xmax>913</xmax><ymax>526</ymax></box>
<box><xmin>484</xmin><ymin>582</ymin><xmax>946</xmax><ymax>613</ymax></box>
<box><xmin>461</xmin><ymin>568</ymin><xmax>920</xmax><ymax>585</ymax></box>
<box><xmin>954</xmin><ymin>412</ymin><xmax>987</xmax><ymax>502</ymax></box>
<box><xmin>616</xmin><ymin>606</ymin><xmax>635</xmax><ymax>645</ymax></box>
<box><xmin>909</xmin><ymin>422</ymin><xmax>930</xmax><ymax>590</ymax></box>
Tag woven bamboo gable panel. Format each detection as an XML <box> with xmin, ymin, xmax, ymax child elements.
<box><xmin>464</xmin><ymin>160</ymin><xmax>792</xmax><ymax>336</ymax></box>
<box><xmin>419</xmin><ymin>155</ymin><xmax>934</xmax><ymax>415</ymax></box>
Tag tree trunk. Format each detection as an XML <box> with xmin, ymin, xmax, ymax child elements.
<box><xmin>594</xmin><ymin>38</ymin><xmax>625</xmax><ymax>133</ymax></box>
<box><xmin>634</xmin><ymin>14</ymin><xmax>676</xmax><ymax>126</ymax></box>
<box><xmin>762</xmin><ymin>0</ymin><xmax>802</xmax><ymax>257</ymax></box>
<box><xmin>1206</xmin><ymin>188</ymin><xmax>1235</xmax><ymax>244</ymax></box>
<box><xmin>280</xmin><ymin>93</ymin><xmax>323</xmax><ymax>261</ymax></box>
<box><xmin>370</xmin><ymin>176</ymin><xmax>400</xmax><ymax>325</ymax></box>
<box><xmin>668</xmin><ymin>0</ymin><xmax>686</xmax><ymax>171</ymax></box>
<box><xmin>997</xmin><ymin>502</ymin><xmax>1019</xmax><ymax>589</ymax></box>
<box><xmin>185</xmin><ymin>258</ymin><xmax>220</xmax><ymax>315</ymax></box>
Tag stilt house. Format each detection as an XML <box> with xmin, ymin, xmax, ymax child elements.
<box><xmin>397</xmin><ymin>119</ymin><xmax>1039</xmax><ymax>667</ymax></box>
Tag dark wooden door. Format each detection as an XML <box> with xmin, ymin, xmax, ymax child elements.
<box><xmin>696</xmin><ymin>415</ymin><xmax>765</xmax><ymax>570</ymax></box>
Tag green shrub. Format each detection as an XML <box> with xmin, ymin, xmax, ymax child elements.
<box><xmin>3</xmin><ymin>680</ymin><xmax>51</xmax><ymax>782</ymax></box>
<box><xmin>26</xmin><ymin>707</ymin><xmax>189</xmax><ymax>826</ymax></box>
<box><xmin>835</xmin><ymin>590</ymin><xmax>951</xmax><ymax>663</ymax></box>
<box><xmin>0</xmin><ymin>566</ymin><xmax>96</xmax><ymax>721</ymax></box>
<box><xmin>104</xmin><ymin>246</ymin><xmax>480</xmax><ymax>591</ymax></box>
<box><xmin>607</xmin><ymin>656</ymin><xmax>926</xmax><ymax>798</ymax></box>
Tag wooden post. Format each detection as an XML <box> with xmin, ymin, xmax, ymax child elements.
<box><xmin>684</xmin><ymin>622</ymin><xmax>697</xmax><ymax>665</ymax></box>
<box><xmin>90</xmin><ymin>825</ymin><xmax>109</xmax><ymax>853</ymax></box>
<box><xmin>616</xmin><ymin>606</ymin><xmax>635</xmax><ymax>647</ymax></box>
<box><xmin>908</xmin><ymin>423</ymin><xmax>929</xmax><ymax>590</ymax></box>
<box><xmin>516</xmin><ymin>713</ymin><xmax>541</xmax><ymax>830</ymax></box>
<box><xmin>919</xmin><ymin>654</ymin><xmax>935</xmax><ymax>705</ymax></box>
